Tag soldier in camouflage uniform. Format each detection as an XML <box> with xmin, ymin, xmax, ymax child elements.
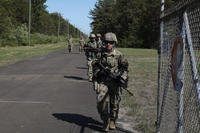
<box><xmin>68</xmin><ymin>35</ymin><xmax>73</xmax><ymax>53</ymax></box>
<box><xmin>84</xmin><ymin>33</ymin><xmax>98</xmax><ymax>81</ymax></box>
<box><xmin>92</xmin><ymin>32</ymin><xmax>128</xmax><ymax>131</ymax></box>
<box><xmin>79</xmin><ymin>36</ymin><xmax>85</xmax><ymax>54</ymax></box>
<box><xmin>96</xmin><ymin>33</ymin><xmax>103</xmax><ymax>48</ymax></box>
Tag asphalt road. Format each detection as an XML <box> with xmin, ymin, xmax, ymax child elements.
<box><xmin>0</xmin><ymin>47</ymin><xmax>133</xmax><ymax>133</ymax></box>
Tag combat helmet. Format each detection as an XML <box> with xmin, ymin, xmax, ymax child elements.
<box><xmin>104</xmin><ymin>32</ymin><xmax>117</xmax><ymax>44</ymax></box>
<box><xmin>89</xmin><ymin>33</ymin><xmax>96</xmax><ymax>38</ymax></box>
<box><xmin>96</xmin><ymin>33</ymin><xmax>101</xmax><ymax>37</ymax></box>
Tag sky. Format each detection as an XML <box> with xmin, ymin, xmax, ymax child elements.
<box><xmin>45</xmin><ymin>0</ymin><xmax>97</xmax><ymax>35</ymax></box>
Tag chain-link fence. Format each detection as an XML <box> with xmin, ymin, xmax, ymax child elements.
<box><xmin>157</xmin><ymin>0</ymin><xmax>200</xmax><ymax>132</ymax></box>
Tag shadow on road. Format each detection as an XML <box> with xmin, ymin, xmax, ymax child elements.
<box><xmin>65</xmin><ymin>52</ymin><xmax>81</xmax><ymax>54</ymax></box>
<box><xmin>52</xmin><ymin>113</ymin><xmax>135</xmax><ymax>133</ymax></box>
<box><xmin>64</xmin><ymin>76</ymin><xmax>88</xmax><ymax>81</ymax></box>
<box><xmin>76</xmin><ymin>67</ymin><xmax>87</xmax><ymax>70</ymax></box>
<box><xmin>52</xmin><ymin>113</ymin><xmax>103</xmax><ymax>132</ymax></box>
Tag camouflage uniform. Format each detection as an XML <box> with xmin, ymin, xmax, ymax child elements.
<box><xmin>84</xmin><ymin>34</ymin><xmax>98</xmax><ymax>81</ymax></box>
<box><xmin>92</xmin><ymin>32</ymin><xmax>128</xmax><ymax>131</ymax></box>
<box><xmin>68</xmin><ymin>36</ymin><xmax>73</xmax><ymax>53</ymax></box>
<box><xmin>79</xmin><ymin>36</ymin><xmax>85</xmax><ymax>53</ymax></box>
<box><xmin>96</xmin><ymin>33</ymin><xmax>103</xmax><ymax>48</ymax></box>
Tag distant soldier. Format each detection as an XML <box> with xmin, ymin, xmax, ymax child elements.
<box><xmin>68</xmin><ymin>35</ymin><xmax>73</xmax><ymax>53</ymax></box>
<box><xmin>84</xmin><ymin>33</ymin><xmax>97</xmax><ymax>81</ymax></box>
<box><xmin>92</xmin><ymin>32</ymin><xmax>129</xmax><ymax>131</ymax></box>
<box><xmin>96</xmin><ymin>33</ymin><xmax>103</xmax><ymax>48</ymax></box>
<box><xmin>79</xmin><ymin>36</ymin><xmax>85</xmax><ymax>54</ymax></box>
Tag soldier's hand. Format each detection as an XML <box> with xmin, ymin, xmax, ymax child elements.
<box><xmin>93</xmin><ymin>68</ymin><xmax>100</xmax><ymax>78</ymax></box>
<box><xmin>93</xmin><ymin>81</ymin><xmax>101</xmax><ymax>93</ymax></box>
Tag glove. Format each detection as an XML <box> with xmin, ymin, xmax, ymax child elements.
<box><xmin>93</xmin><ymin>81</ymin><xmax>99</xmax><ymax>92</ymax></box>
<box><xmin>93</xmin><ymin>68</ymin><xmax>100</xmax><ymax>78</ymax></box>
<box><xmin>111</xmin><ymin>72</ymin><xmax>121</xmax><ymax>79</ymax></box>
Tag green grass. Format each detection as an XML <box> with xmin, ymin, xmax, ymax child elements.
<box><xmin>118</xmin><ymin>48</ymin><xmax>158</xmax><ymax>133</ymax></box>
<box><xmin>0</xmin><ymin>42</ymin><xmax>66</xmax><ymax>66</ymax></box>
<box><xmin>118</xmin><ymin>48</ymin><xmax>157</xmax><ymax>58</ymax></box>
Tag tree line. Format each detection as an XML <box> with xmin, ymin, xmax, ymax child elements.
<box><xmin>0</xmin><ymin>0</ymin><xmax>84</xmax><ymax>46</ymax></box>
<box><xmin>90</xmin><ymin>0</ymin><xmax>176</xmax><ymax>48</ymax></box>
<box><xmin>0</xmin><ymin>0</ymin><xmax>176</xmax><ymax>48</ymax></box>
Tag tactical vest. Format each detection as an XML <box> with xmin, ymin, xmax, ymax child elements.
<box><xmin>101</xmin><ymin>49</ymin><xmax>122</xmax><ymax>73</ymax></box>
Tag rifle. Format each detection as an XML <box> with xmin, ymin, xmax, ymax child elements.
<box><xmin>84</xmin><ymin>47</ymin><xmax>101</xmax><ymax>53</ymax></box>
<box><xmin>96</xmin><ymin>61</ymin><xmax>133</xmax><ymax>96</ymax></box>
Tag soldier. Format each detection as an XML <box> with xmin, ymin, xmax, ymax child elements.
<box><xmin>84</xmin><ymin>33</ymin><xmax>98</xmax><ymax>81</ymax></box>
<box><xmin>68</xmin><ymin>35</ymin><xmax>73</xmax><ymax>53</ymax></box>
<box><xmin>92</xmin><ymin>32</ymin><xmax>129</xmax><ymax>131</ymax></box>
<box><xmin>96</xmin><ymin>33</ymin><xmax>103</xmax><ymax>48</ymax></box>
<box><xmin>79</xmin><ymin>36</ymin><xmax>85</xmax><ymax>54</ymax></box>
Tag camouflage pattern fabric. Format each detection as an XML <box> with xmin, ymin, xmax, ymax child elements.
<box><xmin>84</xmin><ymin>41</ymin><xmax>98</xmax><ymax>81</ymax></box>
<box><xmin>93</xmin><ymin>49</ymin><xmax>128</xmax><ymax>122</ymax></box>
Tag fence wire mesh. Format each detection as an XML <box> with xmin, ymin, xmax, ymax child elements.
<box><xmin>157</xmin><ymin>0</ymin><xmax>200</xmax><ymax>132</ymax></box>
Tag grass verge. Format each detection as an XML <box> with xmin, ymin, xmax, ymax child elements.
<box><xmin>118</xmin><ymin>48</ymin><xmax>158</xmax><ymax>133</ymax></box>
<box><xmin>0</xmin><ymin>42</ymin><xmax>66</xmax><ymax>67</ymax></box>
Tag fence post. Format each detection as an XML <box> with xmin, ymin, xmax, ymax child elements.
<box><xmin>157</xmin><ymin>0</ymin><xmax>165</xmax><ymax>132</ymax></box>
<box><xmin>183</xmin><ymin>12</ymin><xmax>200</xmax><ymax>107</ymax></box>
<box><xmin>176</xmin><ymin>18</ymin><xmax>186</xmax><ymax>133</ymax></box>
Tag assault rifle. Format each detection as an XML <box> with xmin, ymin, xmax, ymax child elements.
<box><xmin>96</xmin><ymin>61</ymin><xmax>133</xmax><ymax>96</ymax></box>
<box><xmin>84</xmin><ymin>47</ymin><xmax>101</xmax><ymax>53</ymax></box>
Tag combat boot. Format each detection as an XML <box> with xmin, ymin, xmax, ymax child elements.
<box><xmin>89</xmin><ymin>78</ymin><xmax>92</xmax><ymax>82</ymax></box>
<box><xmin>88</xmin><ymin>76</ymin><xmax>93</xmax><ymax>82</ymax></box>
<box><xmin>109</xmin><ymin>120</ymin><xmax>116</xmax><ymax>130</ymax></box>
<box><xmin>102</xmin><ymin>118</ymin><xmax>110</xmax><ymax>132</ymax></box>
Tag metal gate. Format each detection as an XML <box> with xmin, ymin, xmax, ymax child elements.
<box><xmin>157</xmin><ymin>0</ymin><xmax>200</xmax><ymax>132</ymax></box>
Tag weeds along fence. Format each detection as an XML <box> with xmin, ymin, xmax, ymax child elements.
<box><xmin>157</xmin><ymin>0</ymin><xmax>200</xmax><ymax>133</ymax></box>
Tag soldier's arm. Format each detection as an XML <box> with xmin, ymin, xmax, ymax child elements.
<box><xmin>118</xmin><ymin>55</ymin><xmax>129</xmax><ymax>81</ymax></box>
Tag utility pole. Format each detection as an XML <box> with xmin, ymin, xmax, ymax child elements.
<box><xmin>57</xmin><ymin>13</ymin><xmax>61</xmax><ymax>39</ymax></box>
<box><xmin>77</xmin><ymin>28</ymin><xmax>79</xmax><ymax>38</ymax></box>
<box><xmin>28</xmin><ymin>0</ymin><xmax>31</xmax><ymax>46</ymax></box>
<box><xmin>156</xmin><ymin>0</ymin><xmax>164</xmax><ymax>133</ymax></box>
<box><xmin>68</xmin><ymin>20</ymin><xmax>70</xmax><ymax>38</ymax></box>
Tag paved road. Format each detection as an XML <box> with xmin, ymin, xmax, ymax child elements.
<box><xmin>0</xmin><ymin>47</ymin><xmax>133</xmax><ymax>133</ymax></box>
